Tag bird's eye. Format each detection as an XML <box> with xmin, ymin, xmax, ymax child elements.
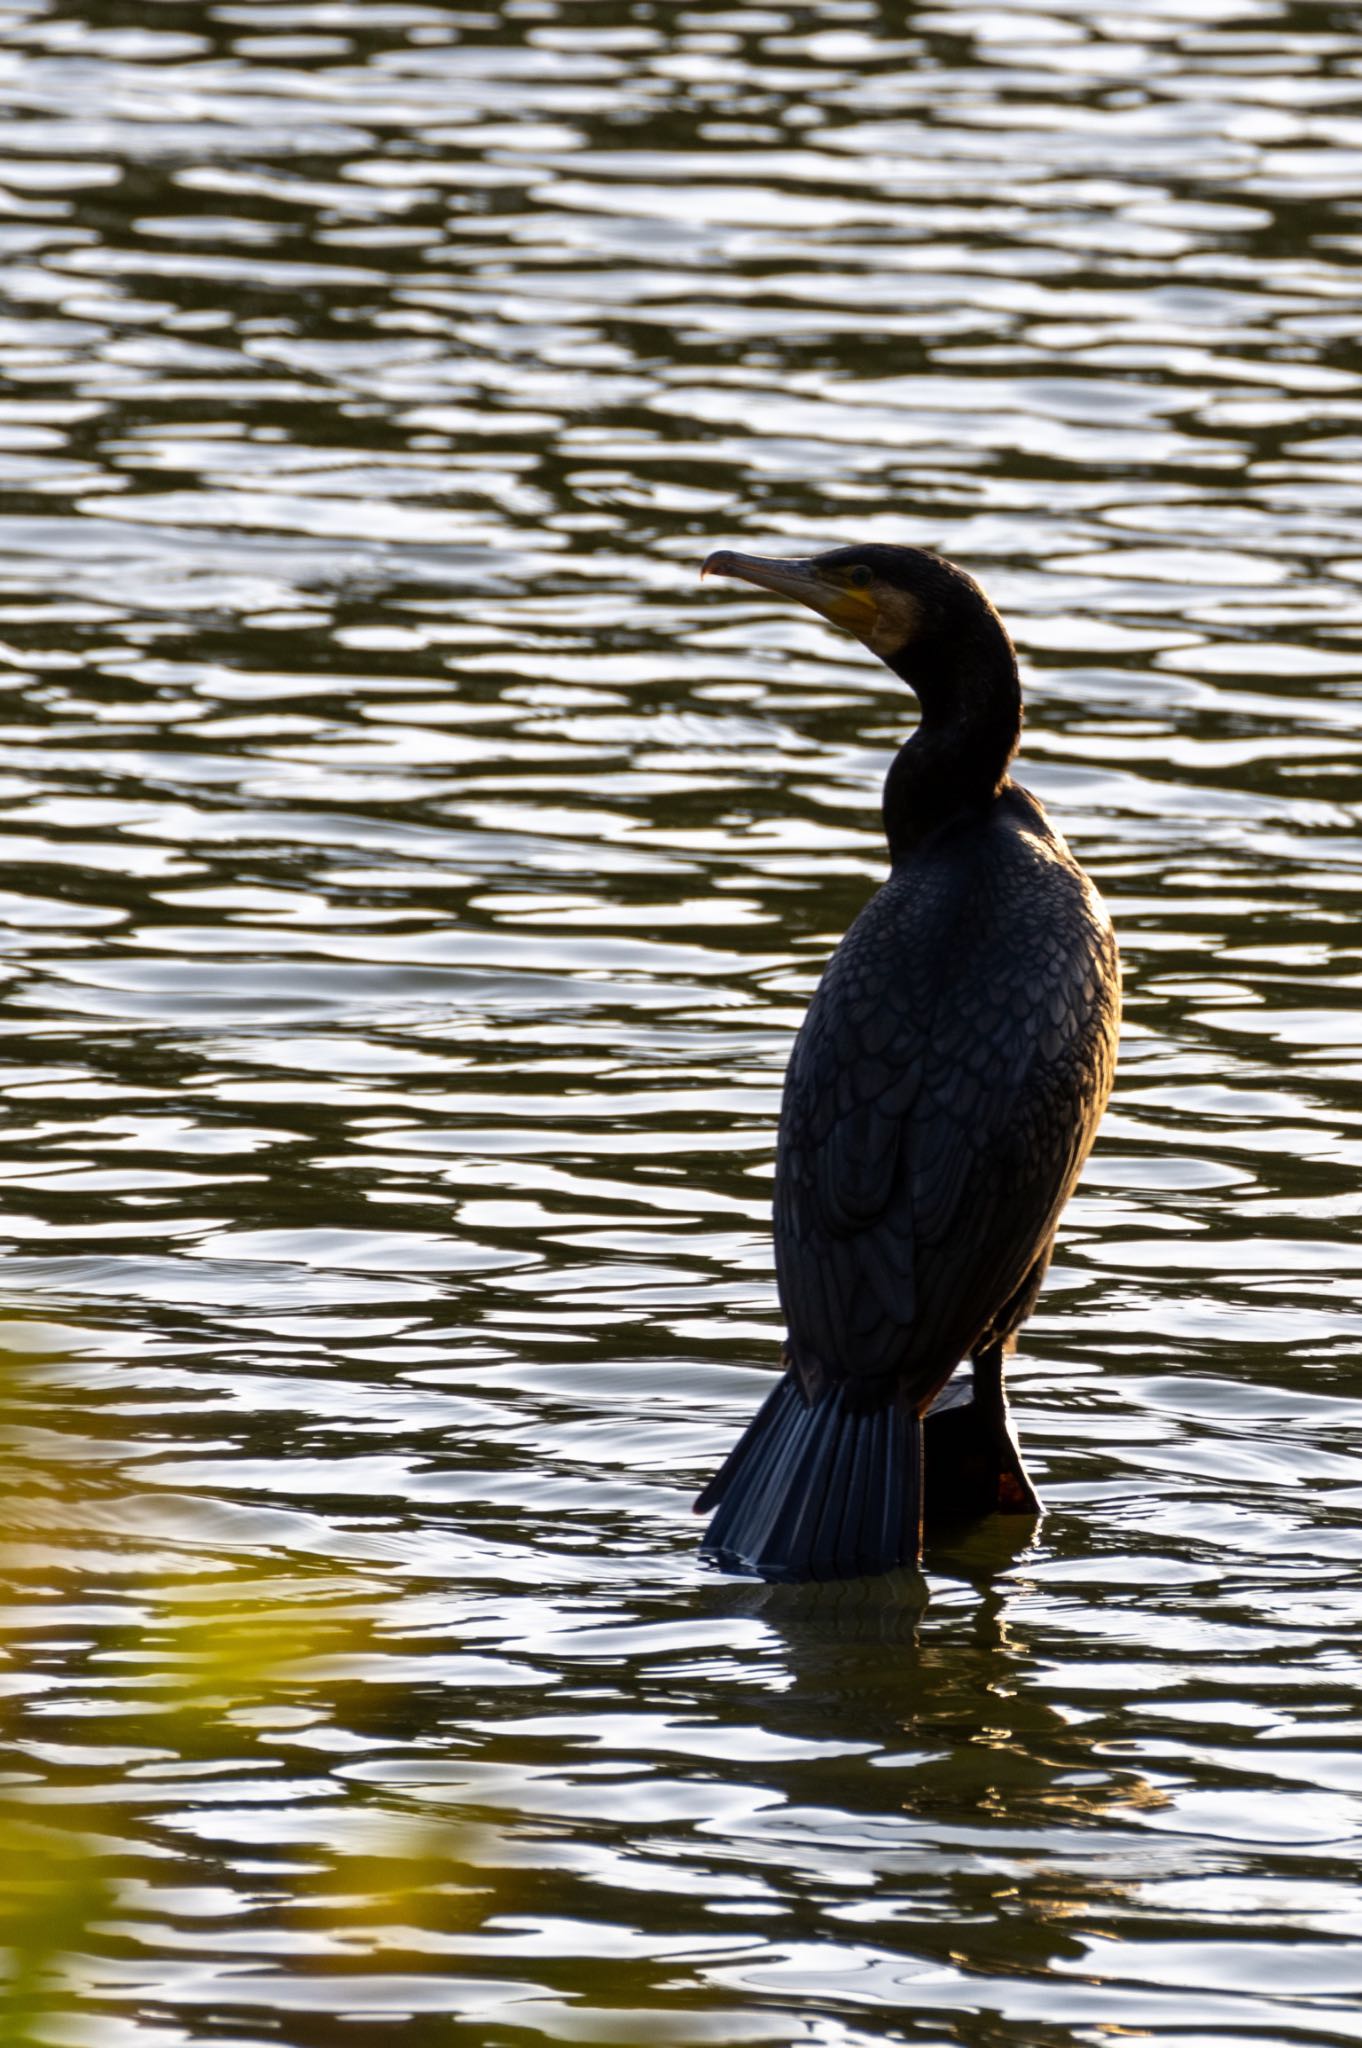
<box><xmin>849</xmin><ymin>565</ymin><xmax>873</xmax><ymax>588</ymax></box>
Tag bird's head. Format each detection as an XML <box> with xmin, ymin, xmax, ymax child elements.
<box><xmin>703</xmin><ymin>541</ymin><xmax>1023</xmax><ymax>845</ymax></box>
<box><xmin>700</xmin><ymin>542</ymin><xmax>1011</xmax><ymax>684</ymax></box>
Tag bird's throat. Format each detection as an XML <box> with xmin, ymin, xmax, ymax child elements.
<box><xmin>880</xmin><ymin>630</ymin><xmax>1022</xmax><ymax>857</ymax></box>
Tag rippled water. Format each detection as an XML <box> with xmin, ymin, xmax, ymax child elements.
<box><xmin>3</xmin><ymin>0</ymin><xmax>1362</xmax><ymax>2040</ymax></box>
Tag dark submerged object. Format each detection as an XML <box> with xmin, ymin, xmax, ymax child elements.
<box><xmin>695</xmin><ymin>544</ymin><xmax>1120</xmax><ymax>1582</ymax></box>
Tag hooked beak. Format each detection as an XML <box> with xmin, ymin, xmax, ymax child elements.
<box><xmin>701</xmin><ymin>549</ymin><xmax>874</xmax><ymax>636</ymax></box>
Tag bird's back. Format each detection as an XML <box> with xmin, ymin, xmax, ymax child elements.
<box><xmin>774</xmin><ymin>781</ymin><xmax>1118</xmax><ymax>1411</ymax></box>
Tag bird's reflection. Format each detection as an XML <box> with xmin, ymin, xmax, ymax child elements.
<box><xmin>693</xmin><ymin>1527</ymin><xmax>1166</xmax><ymax>1855</ymax></box>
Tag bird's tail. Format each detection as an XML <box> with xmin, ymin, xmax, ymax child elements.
<box><xmin>694</xmin><ymin>1370</ymin><xmax>923</xmax><ymax>1582</ymax></box>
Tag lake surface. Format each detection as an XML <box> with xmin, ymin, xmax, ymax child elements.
<box><xmin>3</xmin><ymin>0</ymin><xmax>1362</xmax><ymax>2041</ymax></box>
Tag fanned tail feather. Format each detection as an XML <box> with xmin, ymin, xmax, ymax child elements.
<box><xmin>695</xmin><ymin>1371</ymin><xmax>923</xmax><ymax>1582</ymax></box>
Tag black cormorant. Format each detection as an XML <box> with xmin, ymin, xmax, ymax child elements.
<box><xmin>694</xmin><ymin>543</ymin><xmax>1120</xmax><ymax>1581</ymax></box>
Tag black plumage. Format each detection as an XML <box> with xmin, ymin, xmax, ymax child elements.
<box><xmin>694</xmin><ymin>543</ymin><xmax>1119</xmax><ymax>1582</ymax></box>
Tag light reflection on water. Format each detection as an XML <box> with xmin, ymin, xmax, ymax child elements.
<box><xmin>2</xmin><ymin>0</ymin><xmax>1362</xmax><ymax>2041</ymax></box>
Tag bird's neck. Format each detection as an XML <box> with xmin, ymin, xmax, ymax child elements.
<box><xmin>880</xmin><ymin>617</ymin><xmax>1022</xmax><ymax>858</ymax></box>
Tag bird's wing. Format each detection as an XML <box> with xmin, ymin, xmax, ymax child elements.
<box><xmin>774</xmin><ymin>818</ymin><xmax>1117</xmax><ymax>1405</ymax></box>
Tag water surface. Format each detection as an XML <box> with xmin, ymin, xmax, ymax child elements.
<box><xmin>3</xmin><ymin>1</ymin><xmax>1362</xmax><ymax>2041</ymax></box>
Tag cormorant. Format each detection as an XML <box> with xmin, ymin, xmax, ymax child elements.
<box><xmin>694</xmin><ymin>543</ymin><xmax>1120</xmax><ymax>1581</ymax></box>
